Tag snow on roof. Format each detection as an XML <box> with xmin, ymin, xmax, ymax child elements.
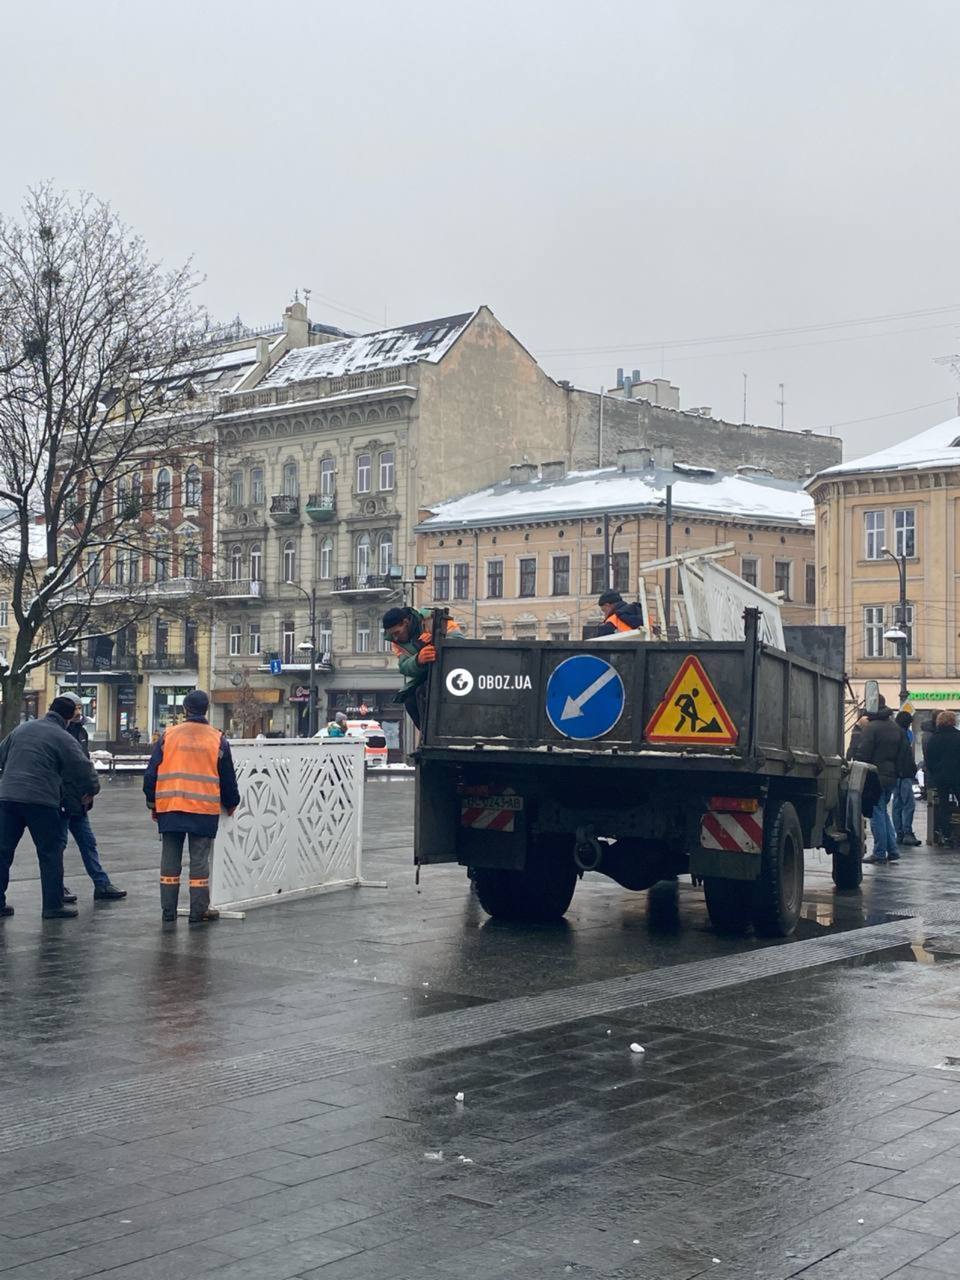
<box><xmin>258</xmin><ymin>312</ymin><xmax>475</xmax><ymax>386</ymax></box>
<box><xmin>814</xmin><ymin>415</ymin><xmax>960</xmax><ymax>479</ymax></box>
<box><xmin>0</xmin><ymin>515</ymin><xmax>47</xmax><ymax>562</ymax></box>
<box><xmin>419</xmin><ymin>466</ymin><xmax>813</xmax><ymax>530</ymax></box>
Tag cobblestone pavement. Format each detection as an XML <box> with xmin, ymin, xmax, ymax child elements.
<box><xmin>2</xmin><ymin>779</ymin><xmax>960</xmax><ymax>1278</ymax></box>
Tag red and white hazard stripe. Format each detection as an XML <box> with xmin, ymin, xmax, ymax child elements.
<box><xmin>460</xmin><ymin>806</ymin><xmax>516</xmax><ymax>833</ymax></box>
<box><xmin>700</xmin><ymin>809</ymin><xmax>763</xmax><ymax>853</ymax></box>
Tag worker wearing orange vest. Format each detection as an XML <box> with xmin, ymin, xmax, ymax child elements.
<box><xmin>143</xmin><ymin>689</ymin><xmax>240</xmax><ymax>925</ymax></box>
<box><xmin>382</xmin><ymin>606</ymin><xmax>463</xmax><ymax>730</ymax></box>
<box><xmin>596</xmin><ymin>590</ymin><xmax>644</xmax><ymax>636</ymax></box>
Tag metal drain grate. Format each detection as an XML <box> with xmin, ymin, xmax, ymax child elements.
<box><xmin>0</xmin><ymin>912</ymin><xmax>954</xmax><ymax>1155</ymax></box>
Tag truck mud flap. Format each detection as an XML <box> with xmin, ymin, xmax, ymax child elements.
<box><xmin>456</xmin><ymin>788</ymin><xmax>528</xmax><ymax>870</ymax></box>
<box><xmin>841</xmin><ymin>761</ymin><xmax>880</xmax><ymax>861</ymax></box>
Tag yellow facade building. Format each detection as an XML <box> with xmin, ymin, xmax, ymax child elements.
<box><xmin>808</xmin><ymin>415</ymin><xmax>960</xmax><ymax>714</ymax></box>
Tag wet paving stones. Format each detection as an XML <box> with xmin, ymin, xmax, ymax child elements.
<box><xmin>5</xmin><ymin>784</ymin><xmax>960</xmax><ymax>1274</ymax></box>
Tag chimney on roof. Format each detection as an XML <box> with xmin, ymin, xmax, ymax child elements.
<box><xmin>653</xmin><ymin>444</ymin><xmax>675</xmax><ymax>471</ymax></box>
<box><xmin>509</xmin><ymin>462</ymin><xmax>538</xmax><ymax>485</ymax></box>
<box><xmin>617</xmin><ymin>447</ymin><xmax>652</xmax><ymax>472</ymax></box>
<box><xmin>283</xmin><ymin>300</ymin><xmax>309</xmax><ymax>349</ymax></box>
<box><xmin>632</xmin><ymin>369</ymin><xmax>640</xmax><ymax>382</ymax></box>
<box><xmin>623</xmin><ymin>374</ymin><xmax>633</xmax><ymax>400</ymax></box>
<box><xmin>616</xmin><ymin>367</ymin><xmax>624</xmax><ymax>389</ymax></box>
<box><xmin>540</xmin><ymin>460</ymin><xmax>566</xmax><ymax>483</ymax></box>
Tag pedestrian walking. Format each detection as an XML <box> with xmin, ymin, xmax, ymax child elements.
<box><xmin>893</xmin><ymin>710</ymin><xmax>921</xmax><ymax>847</ymax></box>
<box><xmin>852</xmin><ymin>695</ymin><xmax>914</xmax><ymax>864</ymax></box>
<box><xmin>143</xmin><ymin>689</ymin><xmax>240</xmax><ymax>925</ymax></box>
<box><xmin>56</xmin><ymin>693</ymin><xmax>126</xmax><ymax>902</ymax></box>
<box><xmin>923</xmin><ymin>710</ymin><xmax>960</xmax><ymax>845</ymax></box>
<box><xmin>0</xmin><ymin>696</ymin><xmax>100</xmax><ymax>919</ymax></box>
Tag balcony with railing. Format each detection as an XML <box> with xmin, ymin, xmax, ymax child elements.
<box><xmin>332</xmin><ymin>574</ymin><xmax>394</xmax><ymax>598</ymax></box>
<box><xmin>305</xmin><ymin>492</ymin><xmax>336</xmax><ymax>522</ymax></box>
<box><xmin>141</xmin><ymin>650</ymin><xmax>200</xmax><ymax>672</ymax></box>
<box><xmin>257</xmin><ymin>649</ymin><xmax>335</xmax><ymax>674</ymax></box>
<box><xmin>52</xmin><ymin>650</ymin><xmax>138</xmax><ymax>675</ymax></box>
<box><xmin>210</xmin><ymin>577</ymin><xmax>266</xmax><ymax>603</ymax></box>
<box><xmin>269</xmin><ymin>494</ymin><xmax>300</xmax><ymax>525</ymax></box>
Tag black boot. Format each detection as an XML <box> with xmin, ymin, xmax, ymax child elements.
<box><xmin>94</xmin><ymin>883</ymin><xmax>127</xmax><ymax>900</ymax></box>
<box><xmin>42</xmin><ymin>906</ymin><xmax>79</xmax><ymax>919</ymax></box>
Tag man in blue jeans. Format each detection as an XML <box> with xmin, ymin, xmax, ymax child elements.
<box><xmin>59</xmin><ymin>694</ymin><xmax>126</xmax><ymax>902</ymax></box>
<box><xmin>853</xmin><ymin>696</ymin><xmax>915</xmax><ymax>865</ymax></box>
<box><xmin>893</xmin><ymin>710</ymin><xmax>921</xmax><ymax>847</ymax></box>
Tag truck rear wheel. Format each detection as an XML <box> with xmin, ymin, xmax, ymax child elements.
<box><xmin>471</xmin><ymin>837</ymin><xmax>577</xmax><ymax>922</ymax></box>
<box><xmin>752</xmin><ymin>800</ymin><xmax>804</xmax><ymax>937</ymax></box>
<box><xmin>703</xmin><ymin>877</ymin><xmax>751</xmax><ymax>933</ymax></box>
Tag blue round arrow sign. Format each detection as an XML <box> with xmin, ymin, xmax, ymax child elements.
<box><xmin>546</xmin><ymin>654</ymin><xmax>626</xmax><ymax>741</ymax></box>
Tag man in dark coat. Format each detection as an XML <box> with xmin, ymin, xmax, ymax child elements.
<box><xmin>852</xmin><ymin>696</ymin><xmax>914</xmax><ymax>864</ymax></box>
<box><xmin>924</xmin><ymin>711</ymin><xmax>960</xmax><ymax>843</ymax></box>
<box><xmin>58</xmin><ymin>693</ymin><xmax>126</xmax><ymax>902</ymax></box>
<box><xmin>893</xmin><ymin>710</ymin><xmax>920</xmax><ymax>847</ymax></box>
<box><xmin>596</xmin><ymin>591</ymin><xmax>644</xmax><ymax>636</ymax></box>
<box><xmin>0</xmin><ymin>697</ymin><xmax>101</xmax><ymax>918</ymax></box>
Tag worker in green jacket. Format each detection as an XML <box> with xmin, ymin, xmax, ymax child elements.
<box><xmin>382</xmin><ymin>606</ymin><xmax>463</xmax><ymax>730</ymax></box>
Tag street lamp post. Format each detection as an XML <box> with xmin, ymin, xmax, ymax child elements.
<box><xmin>881</xmin><ymin>546</ymin><xmax>909</xmax><ymax>708</ymax></box>
<box><xmin>286</xmin><ymin>581</ymin><xmax>318</xmax><ymax>736</ymax></box>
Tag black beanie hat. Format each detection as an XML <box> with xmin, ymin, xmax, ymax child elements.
<box><xmin>597</xmin><ymin>590</ymin><xmax>623</xmax><ymax>607</ymax></box>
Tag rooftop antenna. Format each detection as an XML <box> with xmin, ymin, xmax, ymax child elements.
<box><xmin>777</xmin><ymin>382</ymin><xmax>786</xmax><ymax>429</ymax></box>
<box><xmin>303</xmin><ymin>287</ymin><xmax>312</xmax><ymax>309</ymax></box>
<box><xmin>742</xmin><ymin>372</ymin><xmax>748</xmax><ymax>424</ymax></box>
<box><xmin>293</xmin><ymin>288</ymin><xmax>300</xmax><ymax>304</ymax></box>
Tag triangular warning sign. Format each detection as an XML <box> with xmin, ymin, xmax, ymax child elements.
<box><xmin>644</xmin><ymin>655</ymin><xmax>738</xmax><ymax>745</ymax></box>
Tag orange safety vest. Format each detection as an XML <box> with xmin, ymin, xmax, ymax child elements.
<box><xmin>609</xmin><ymin>612</ymin><xmax>636</xmax><ymax>633</ymax></box>
<box><xmin>392</xmin><ymin>616</ymin><xmax>461</xmax><ymax>660</ymax></box>
<box><xmin>155</xmin><ymin>721</ymin><xmax>223</xmax><ymax>816</ymax></box>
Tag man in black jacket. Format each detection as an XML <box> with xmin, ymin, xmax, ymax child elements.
<box><xmin>58</xmin><ymin>694</ymin><xmax>126</xmax><ymax>902</ymax></box>
<box><xmin>852</xmin><ymin>697</ymin><xmax>914</xmax><ymax>864</ymax></box>
<box><xmin>596</xmin><ymin>591</ymin><xmax>644</xmax><ymax>636</ymax></box>
<box><xmin>0</xmin><ymin>697</ymin><xmax>100</xmax><ymax>918</ymax></box>
<box><xmin>924</xmin><ymin>710</ymin><xmax>960</xmax><ymax>843</ymax></box>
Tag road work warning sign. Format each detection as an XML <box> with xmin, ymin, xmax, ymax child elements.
<box><xmin>644</xmin><ymin>655</ymin><xmax>738</xmax><ymax>745</ymax></box>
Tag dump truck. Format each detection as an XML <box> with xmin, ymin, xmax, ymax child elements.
<box><xmin>414</xmin><ymin>609</ymin><xmax>868</xmax><ymax>936</ymax></box>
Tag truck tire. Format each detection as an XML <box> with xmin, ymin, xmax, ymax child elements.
<box><xmin>703</xmin><ymin>877</ymin><xmax>752</xmax><ymax>933</ymax></box>
<box><xmin>471</xmin><ymin>837</ymin><xmax>577</xmax><ymax>922</ymax></box>
<box><xmin>832</xmin><ymin>851</ymin><xmax>863</xmax><ymax>891</ymax></box>
<box><xmin>752</xmin><ymin>800</ymin><xmax>804</xmax><ymax>937</ymax></box>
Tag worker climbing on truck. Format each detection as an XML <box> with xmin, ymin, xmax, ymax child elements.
<box><xmin>596</xmin><ymin>589</ymin><xmax>643</xmax><ymax>636</ymax></box>
<box><xmin>382</xmin><ymin>605</ymin><xmax>463</xmax><ymax>731</ymax></box>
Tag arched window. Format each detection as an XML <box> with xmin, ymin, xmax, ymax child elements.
<box><xmin>184</xmin><ymin>464</ymin><xmax>201</xmax><ymax>507</ymax></box>
<box><xmin>249</xmin><ymin>543</ymin><xmax>262</xmax><ymax>582</ymax></box>
<box><xmin>320</xmin><ymin>457</ymin><xmax>335</xmax><ymax>496</ymax></box>
<box><xmin>156</xmin><ymin>468</ymin><xmax>171</xmax><ymax>510</ymax></box>
<box><xmin>282</xmin><ymin>461</ymin><xmax>299</xmax><ymax>497</ymax></box>
<box><xmin>356</xmin><ymin>532</ymin><xmax>371</xmax><ymax>581</ymax></box>
<box><xmin>229</xmin><ymin>545</ymin><xmax>243</xmax><ymax>581</ymax></box>
<box><xmin>378</xmin><ymin>530</ymin><xmax>393</xmax><ymax>577</ymax></box>
<box><xmin>282</xmin><ymin>539</ymin><xmax>297</xmax><ymax>583</ymax></box>
<box><xmin>319</xmin><ymin>536</ymin><xmax>333</xmax><ymax>580</ymax></box>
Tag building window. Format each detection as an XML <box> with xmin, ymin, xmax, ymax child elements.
<box><xmin>356</xmin><ymin>453</ymin><xmax>372</xmax><ymax>493</ymax></box>
<box><xmin>518</xmin><ymin>557</ymin><xmax>537</xmax><ymax>597</ymax></box>
<box><xmin>552</xmin><ymin>555</ymin><xmax>570</xmax><ymax>596</ymax></box>
<box><xmin>156</xmin><ymin>468</ymin><xmax>172</xmax><ymax>511</ymax></box>
<box><xmin>864</xmin><ymin>510</ymin><xmax>885</xmax><ymax>560</ymax></box>
<box><xmin>319</xmin><ymin>536</ymin><xmax>333</xmax><ymax>580</ymax></box>
<box><xmin>379</xmin><ymin>626</ymin><xmax>394</xmax><ymax>653</ymax></box>
<box><xmin>250</xmin><ymin>467</ymin><xmax>265</xmax><ymax>505</ymax></box>
<box><xmin>156</xmin><ymin>618</ymin><xmax>169</xmax><ymax>657</ymax></box>
<box><xmin>229</xmin><ymin>624</ymin><xmax>242</xmax><ymax>657</ymax></box>
<box><xmin>230</xmin><ymin>544</ymin><xmax>243</xmax><ymax>581</ymax></box>
<box><xmin>228</xmin><ymin>471</ymin><xmax>243</xmax><ymax>507</ymax></box>
<box><xmin>356</xmin><ymin>532</ymin><xmax>371</xmax><ymax>581</ymax></box>
<box><xmin>774</xmin><ymin>560</ymin><xmax>792</xmax><ymax>600</ymax></box>
<box><xmin>248</xmin><ymin>621</ymin><xmax>261</xmax><ymax>656</ymax></box>
<box><xmin>454</xmin><ymin>562</ymin><xmax>469</xmax><ymax>600</ymax></box>
<box><xmin>612</xmin><ymin>552</ymin><xmax>629</xmax><ymax>593</ymax></box>
<box><xmin>184</xmin><ymin>465</ymin><xmax>201</xmax><ymax>508</ymax></box>
<box><xmin>551</xmin><ymin>631</ymin><xmax>570</xmax><ymax>641</ymax></box>
<box><xmin>154</xmin><ymin>553</ymin><xmax>169</xmax><ymax>583</ymax></box>
<box><xmin>114</xmin><ymin>476</ymin><xmax>128</xmax><ymax>519</ymax></box>
<box><xmin>0</xmin><ymin>600</ymin><xmax>8</xmax><ymax>628</ymax></box>
<box><xmin>894</xmin><ymin>602</ymin><xmax>916</xmax><ymax>658</ymax></box>
<box><xmin>433</xmin><ymin>563</ymin><xmax>450</xmax><ymax>600</ymax></box>
<box><xmin>487</xmin><ymin>559</ymin><xmax>503</xmax><ymax>599</ymax></box>
<box><xmin>282</xmin><ymin>539</ymin><xmax>297</xmax><ymax>583</ymax></box>
<box><xmin>282</xmin><ymin>461</ymin><xmax>299</xmax><ymax>498</ymax></box>
<box><xmin>741</xmin><ymin>557</ymin><xmax>759</xmax><ymax>588</ymax></box>
<box><xmin>894</xmin><ymin>508</ymin><xmax>916</xmax><ymax>559</ymax></box>
<box><xmin>589</xmin><ymin>554</ymin><xmax>606</xmax><ymax>595</ymax></box>
<box><xmin>378</xmin><ymin>531</ymin><xmax>393</xmax><ymax>577</ymax></box>
<box><xmin>355</xmin><ymin>618</ymin><xmax>371</xmax><ymax>653</ymax></box>
<box><xmin>864</xmin><ymin>605</ymin><xmax>884</xmax><ymax>658</ymax></box>
<box><xmin>250</xmin><ymin>543</ymin><xmax>262</xmax><ymax>582</ymax></box>
<box><xmin>183</xmin><ymin>548</ymin><xmax>199</xmax><ymax>579</ymax></box>
<box><xmin>805</xmin><ymin>563</ymin><xmax>816</xmax><ymax>606</ymax></box>
<box><xmin>281</xmin><ymin>620</ymin><xmax>295</xmax><ymax>663</ymax></box>
<box><xmin>319</xmin><ymin>457</ymin><xmax>335</xmax><ymax>496</ymax></box>
<box><xmin>87</xmin><ymin>552</ymin><xmax>101</xmax><ymax>587</ymax></box>
<box><xmin>318</xmin><ymin>614</ymin><xmax>332</xmax><ymax>655</ymax></box>
<box><xmin>379</xmin><ymin>450</ymin><xmax>395</xmax><ymax>491</ymax></box>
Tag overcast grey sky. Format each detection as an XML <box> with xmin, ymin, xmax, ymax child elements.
<box><xmin>3</xmin><ymin>0</ymin><xmax>959</xmax><ymax>460</ymax></box>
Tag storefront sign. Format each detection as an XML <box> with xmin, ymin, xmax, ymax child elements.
<box><xmin>908</xmin><ymin>691</ymin><xmax>960</xmax><ymax>702</ymax></box>
<box><xmin>289</xmin><ymin>685</ymin><xmax>312</xmax><ymax>703</ymax></box>
<box><xmin>118</xmin><ymin>685</ymin><xmax>136</xmax><ymax>708</ymax></box>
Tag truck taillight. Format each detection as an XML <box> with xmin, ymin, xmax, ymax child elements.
<box><xmin>707</xmin><ymin>796</ymin><xmax>760</xmax><ymax>813</ymax></box>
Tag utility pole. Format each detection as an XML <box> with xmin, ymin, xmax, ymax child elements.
<box><xmin>287</xmin><ymin>581</ymin><xmax>319</xmax><ymax>735</ymax></box>
<box><xmin>663</xmin><ymin>485</ymin><xmax>673</xmax><ymax>634</ymax></box>
<box><xmin>881</xmin><ymin>547</ymin><xmax>909</xmax><ymax>707</ymax></box>
<box><xmin>602</xmin><ymin>512</ymin><xmax>612</xmax><ymax>591</ymax></box>
<box><xmin>777</xmin><ymin>382</ymin><xmax>786</xmax><ymax>429</ymax></box>
<box><xmin>742</xmin><ymin>372</ymin><xmax>748</xmax><ymax>424</ymax></box>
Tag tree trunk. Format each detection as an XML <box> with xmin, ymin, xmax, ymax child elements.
<box><xmin>0</xmin><ymin>670</ymin><xmax>28</xmax><ymax>740</ymax></box>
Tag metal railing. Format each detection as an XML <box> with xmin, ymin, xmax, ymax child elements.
<box><xmin>210</xmin><ymin>577</ymin><xmax>265</xmax><ymax>600</ymax></box>
<box><xmin>270</xmin><ymin>494</ymin><xmax>300</xmax><ymax>516</ymax></box>
<box><xmin>333</xmin><ymin>574</ymin><xmax>392</xmax><ymax>593</ymax></box>
<box><xmin>141</xmin><ymin>651</ymin><xmax>200</xmax><ymax>671</ymax></box>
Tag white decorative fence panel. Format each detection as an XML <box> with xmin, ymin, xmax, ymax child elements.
<box><xmin>212</xmin><ymin>738</ymin><xmax>365</xmax><ymax>911</ymax></box>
